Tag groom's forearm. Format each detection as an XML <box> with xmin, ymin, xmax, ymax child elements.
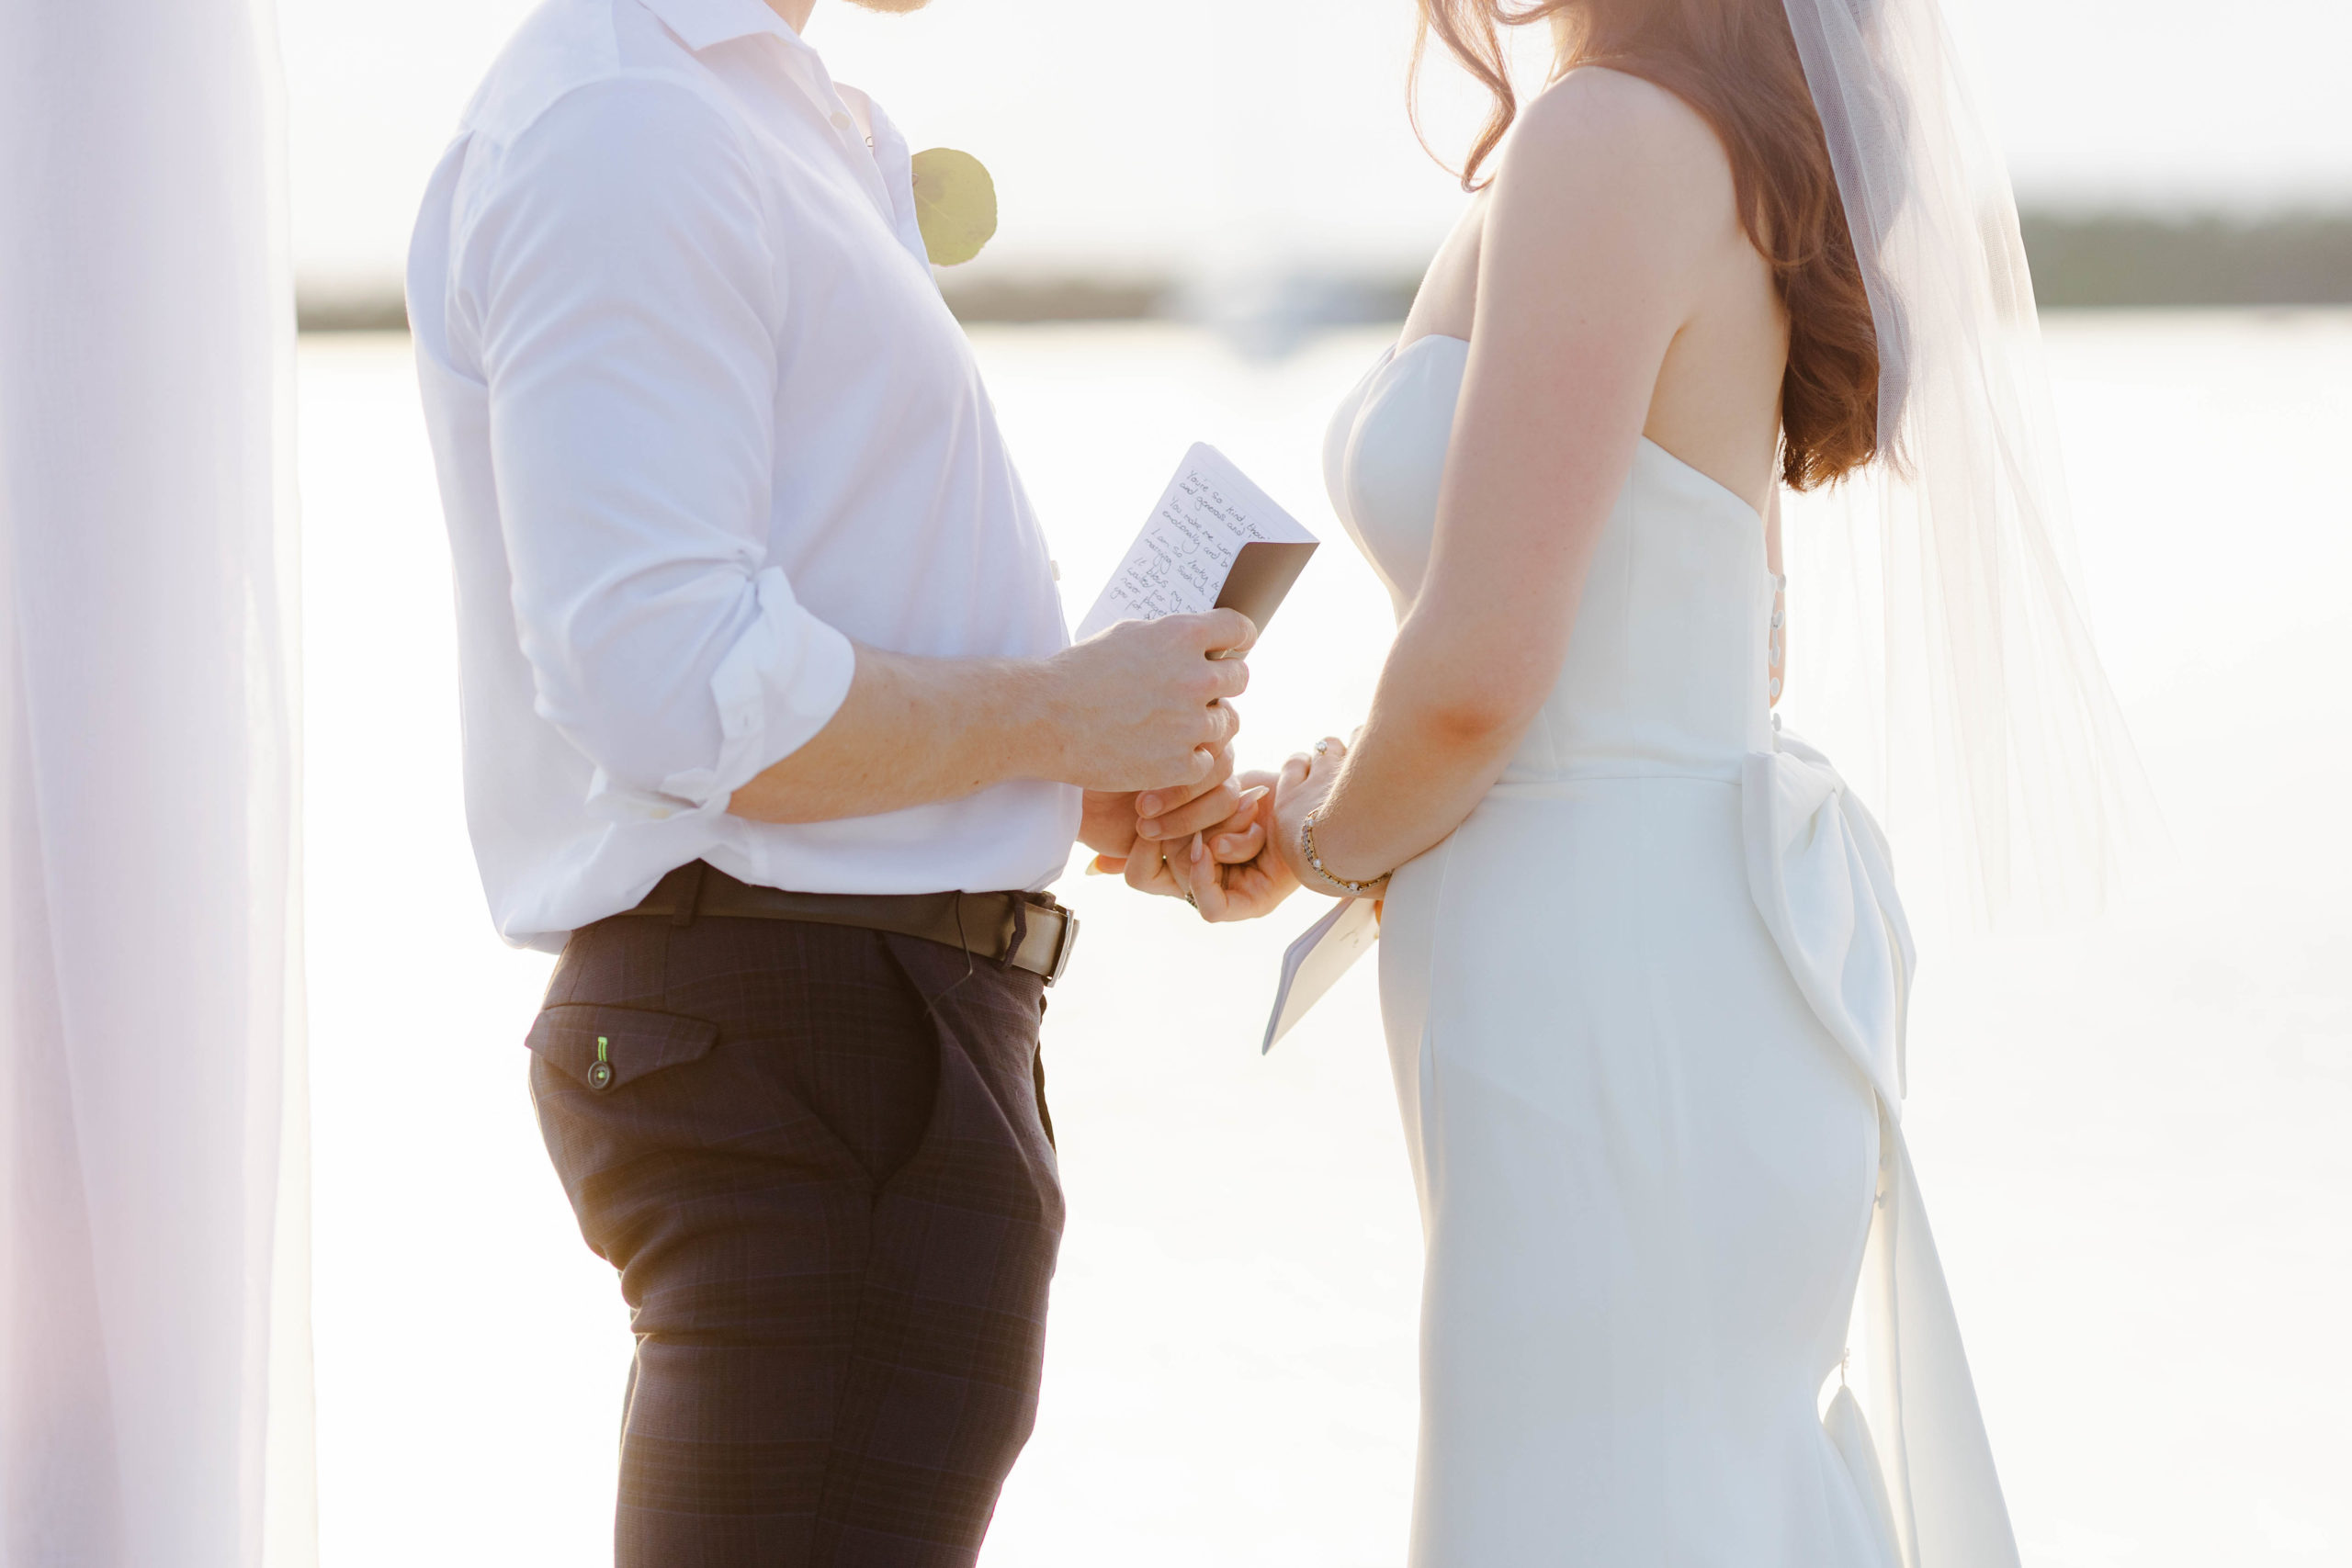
<box><xmin>725</xmin><ymin>644</ymin><xmax>1057</xmax><ymax>825</ymax></box>
<box><xmin>727</xmin><ymin>609</ymin><xmax>1254</xmax><ymax>827</ymax></box>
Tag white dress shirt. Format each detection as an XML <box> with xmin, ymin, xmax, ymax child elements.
<box><xmin>408</xmin><ymin>0</ymin><xmax>1080</xmax><ymax>951</ymax></box>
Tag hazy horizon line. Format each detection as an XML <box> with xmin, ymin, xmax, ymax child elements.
<box><xmin>298</xmin><ymin>209</ymin><xmax>2352</xmax><ymax>336</ymax></box>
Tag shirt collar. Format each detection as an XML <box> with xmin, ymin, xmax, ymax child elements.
<box><xmin>632</xmin><ymin>0</ymin><xmax>817</xmax><ymax>55</ymax></box>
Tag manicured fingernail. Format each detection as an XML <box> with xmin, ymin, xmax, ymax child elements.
<box><xmin>1137</xmin><ymin>818</ymin><xmax>1162</xmax><ymax>838</ymax></box>
<box><xmin>1137</xmin><ymin>795</ymin><xmax>1159</xmax><ymax>815</ymax></box>
<box><xmin>1085</xmin><ymin>857</ymin><xmax>1113</xmax><ymax>875</ymax></box>
<box><xmin>1191</xmin><ymin>836</ymin><xmax>1205</xmax><ymax>863</ymax></box>
<box><xmin>1215</xmin><ymin>837</ymin><xmax>1240</xmax><ymax>855</ymax></box>
<box><xmin>1238</xmin><ymin>786</ymin><xmax>1270</xmax><ymax>807</ymax></box>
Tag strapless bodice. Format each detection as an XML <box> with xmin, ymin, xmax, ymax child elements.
<box><xmin>1323</xmin><ymin>334</ymin><xmax>1778</xmax><ymax>784</ymax></box>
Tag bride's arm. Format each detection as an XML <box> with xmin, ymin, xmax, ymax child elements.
<box><xmin>1768</xmin><ymin>488</ymin><xmax>1787</xmax><ymax>706</ymax></box>
<box><xmin>1272</xmin><ymin>72</ymin><xmax>1739</xmax><ymax>891</ymax></box>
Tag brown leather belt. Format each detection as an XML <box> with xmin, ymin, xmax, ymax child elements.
<box><xmin>619</xmin><ymin>862</ymin><xmax>1080</xmax><ymax>986</ymax></box>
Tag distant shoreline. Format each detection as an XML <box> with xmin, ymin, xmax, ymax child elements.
<box><xmin>299</xmin><ymin>209</ymin><xmax>2352</xmax><ymax>333</ymax></box>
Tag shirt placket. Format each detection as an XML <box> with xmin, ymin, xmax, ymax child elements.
<box><xmin>767</xmin><ymin>44</ymin><xmax>897</xmax><ymax>230</ymax></box>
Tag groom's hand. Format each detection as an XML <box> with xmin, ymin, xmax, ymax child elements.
<box><xmin>1042</xmin><ymin>610</ymin><xmax>1254</xmax><ymax>793</ymax></box>
<box><xmin>1077</xmin><ymin>740</ymin><xmax>1240</xmax><ymax>863</ymax></box>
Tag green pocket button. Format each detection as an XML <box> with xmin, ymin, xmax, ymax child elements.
<box><xmin>588</xmin><ymin>1035</ymin><xmax>615</xmax><ymax>1092</ymax></box>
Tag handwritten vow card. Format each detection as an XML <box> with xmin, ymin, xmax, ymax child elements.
<box><xmin>1262</xmin><ymin>897</ymin><xmax>1379</xmax><ymax>1054</ymax></box>
<box><xmin>1073</xmin><ymin>444</ymin><xmax>1318</xmax><ymax>642</ymax></box>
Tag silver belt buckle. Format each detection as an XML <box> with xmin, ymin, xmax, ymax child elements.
<box><xmin>1044</xmin><ymin>908</ymin><xmax>1080</xmax><ymax>986</ymax></box>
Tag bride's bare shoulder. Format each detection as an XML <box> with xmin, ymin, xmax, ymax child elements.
<box><xmin>1513</xmin><ymin>65</ymin><xmax>1728</xmax><ymax>169</ymax></box>
<box><xmin>1495</xmin><ymin>66</ymin><xmax>1736</xmax><ymax>230</ymax></box>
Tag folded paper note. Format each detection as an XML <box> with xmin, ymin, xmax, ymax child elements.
<box><xmin>1263</xmin><ymin>897</ymin><xmax>1380</xmax><ymax>1054</ymax></box>
<box><xmin>1074</xmin><ymin>444</ymin><xmax>1318</xmax><ymax>643</ymax></box>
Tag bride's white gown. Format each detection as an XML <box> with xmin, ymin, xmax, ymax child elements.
<box><xmin>1324</xmin><ymin>334</ymin><xmax>2020</xmax><ymax>1568</ymax></box>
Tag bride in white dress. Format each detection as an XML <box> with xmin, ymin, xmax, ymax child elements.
<box><xmin>1122</xmin><ymin>0</ymin><xmax>2148</xmax><ymax>1562</ymax></box>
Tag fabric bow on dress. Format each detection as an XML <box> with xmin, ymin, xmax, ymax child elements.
<box><xmin>1743</xmin><ymin>730</ymin><xmax>2024</xmax><ymax>1568</ymax></box>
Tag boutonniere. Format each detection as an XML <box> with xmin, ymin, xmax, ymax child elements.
<box><xmin>910</xmin><ymin>148</ymin><xmax>997</xmax><ymax>266</ymax></box>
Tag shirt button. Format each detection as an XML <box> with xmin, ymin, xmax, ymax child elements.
<box><xmin>830</xmin><ymin>111</ymin><xmax>853</xmax><ymax>130</ymax></box>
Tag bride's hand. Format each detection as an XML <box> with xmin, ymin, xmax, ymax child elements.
<box><xmin>1195</xmin><ymin>769</ymin><xmax>1280</xmax><ymax>867</ymax></box>
<box><xmin>1268</xmin><ymin>736</ymin><xmax>1385</xmax><ymax>898</ymax></box>
<box><xmin>1079</xmin><ymin>741</ymin><xmax>1242</xmax><ymax>886</ymax></box>
<box><xmin>1271</xmin><ymin>739</ymin><xmax>1340</xmax><ymax>876</ymax></box>
<box><xmin>1099</xmin><ymin>770</ymin><xmax>1262</xmax><ymax>903</ymax></box>
<box><xmin>1182</xmin><ymin>774</ymin><xmax>1302</xmax><ymax>922</ymax></box>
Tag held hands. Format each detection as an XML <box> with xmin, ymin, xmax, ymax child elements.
<box><xmin>1079</xmin><ymin>749</ymin><xmax>1248</xmax><ymax>890</ymax></box>
<box><xmin>1052</xmin><ymin>605</ymin><xmax>1371</xmax><ymax>923</ymax></box>
<box><xmin>1066</xmin><ymin>608</ymin><xmax>1255</xmax><ymax>897</ymax></box>
<box><xmin>1102</xmin><ymin>734</ymin><xmax>1369</xmax><ymax>922</ymax></box>
<box><xmin>1182</xmin><ymin>767</ymin><xmax>1302</xmax><ymax>921</ymax></box>
<box><xmin>1093</xmin><ymin>767</ymin><xmax>1291</xmax><ymax>916</ymax></box>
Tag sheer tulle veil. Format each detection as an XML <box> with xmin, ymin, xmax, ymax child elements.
<box><xmin>1770</xmin><ymin>0</ymin><xmax>2157</xmax><ymax>919</ymax></box>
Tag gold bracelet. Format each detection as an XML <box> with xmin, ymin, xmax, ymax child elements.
<box><xmin>1299</xmin><ymin>809</ymin><xmax>1383</xmax><ymax>897</ymax></box>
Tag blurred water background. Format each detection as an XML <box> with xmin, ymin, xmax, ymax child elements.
<box><xmin>300</xmin><ymin>310</ymin><xmax>2349</xmax><ymax>1567</ymax></box>
<box><xmin>277</xmin><ymin>0</ymin><xmax>2351</xmax><ymax>1562</ymax></box>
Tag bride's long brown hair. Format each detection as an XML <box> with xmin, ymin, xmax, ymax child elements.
<box><xmin>1412</xmin><ymin>0</ymin><xmax>1880</xmax><ymax>489</ymax></box>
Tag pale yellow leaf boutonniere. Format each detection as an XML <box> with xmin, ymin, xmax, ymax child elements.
<box><xmin>910</xmin><ymin>148</ymin><xmax>998</xmax><ymax>266</ymax></box>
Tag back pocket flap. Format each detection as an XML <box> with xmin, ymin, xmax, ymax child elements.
<box><xmin>526</xmin><ymin>1004</ymin><xmax>718</xmax><ymax>1092</ymax></box>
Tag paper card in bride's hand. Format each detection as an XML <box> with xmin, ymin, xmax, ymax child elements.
<box><xmin>1263</xmin><ymin>897</ymin><xmax>1379</xmax><ymax>1055</ymax></box>
<box><xmin>1073</xmin><ymin>443</ymin><xmax>1318</xmax><ymax>646</ymax></box>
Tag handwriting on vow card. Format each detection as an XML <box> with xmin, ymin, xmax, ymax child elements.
<box><xmin>1094</xmin><ymin>468</ymin><xmax>1268</xmax><ymax>622</ymax></box>
<box><xmin>1074</xmin><ymin>444</ymin><xmax>1319</xmax><ymax>644</ymax></box>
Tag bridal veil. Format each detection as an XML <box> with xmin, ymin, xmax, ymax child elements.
<box><xmin>1769</xmin><ymin>0</ymin><xmax>2149</xmax><ymax>1562</ymax></box>
<box><xmin>1774</xmin><ymin>0</ymin><xmax>2154</xmax><ymax>920</ymax></box>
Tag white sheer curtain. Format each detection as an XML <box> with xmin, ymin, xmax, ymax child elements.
<box><xmin>0</xmin><ymin>0</ymin><xmax>313</xmax><ymax>1563</ymax></box>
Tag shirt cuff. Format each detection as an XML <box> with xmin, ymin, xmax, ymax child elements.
<box><xmin>588</xmin><ymin>567</ymin><xmax>857</xmax><ymax>822</ymax></box>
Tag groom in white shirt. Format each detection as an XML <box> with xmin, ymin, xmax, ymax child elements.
<box><xmin>408</xmin><ymin>0</ymin><xmax>1250</xmax><ymax>1561</ymax></box>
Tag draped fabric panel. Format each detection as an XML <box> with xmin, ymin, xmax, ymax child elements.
<box><xmin>0</xmin><ymin>1</ymin><xmax>314</xmax><ymax>1563</ymax></box>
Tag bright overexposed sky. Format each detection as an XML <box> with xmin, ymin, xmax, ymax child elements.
<box><xmin>278</xmin><ymin>0</ymin><xmax>2352</xmax><ymax>287</ymax></box>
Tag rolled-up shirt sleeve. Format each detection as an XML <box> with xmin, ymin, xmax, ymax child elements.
<box><xmin>460</xmin><ymin>73</ymin><xmax>855</xmax><ymax>818</ymax></box>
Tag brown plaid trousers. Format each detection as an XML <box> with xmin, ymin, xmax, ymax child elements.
<box><xmin>526</xmin><ymin>884</ymin><xmax>1065</xmax><ymax>1567</ymax></box>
